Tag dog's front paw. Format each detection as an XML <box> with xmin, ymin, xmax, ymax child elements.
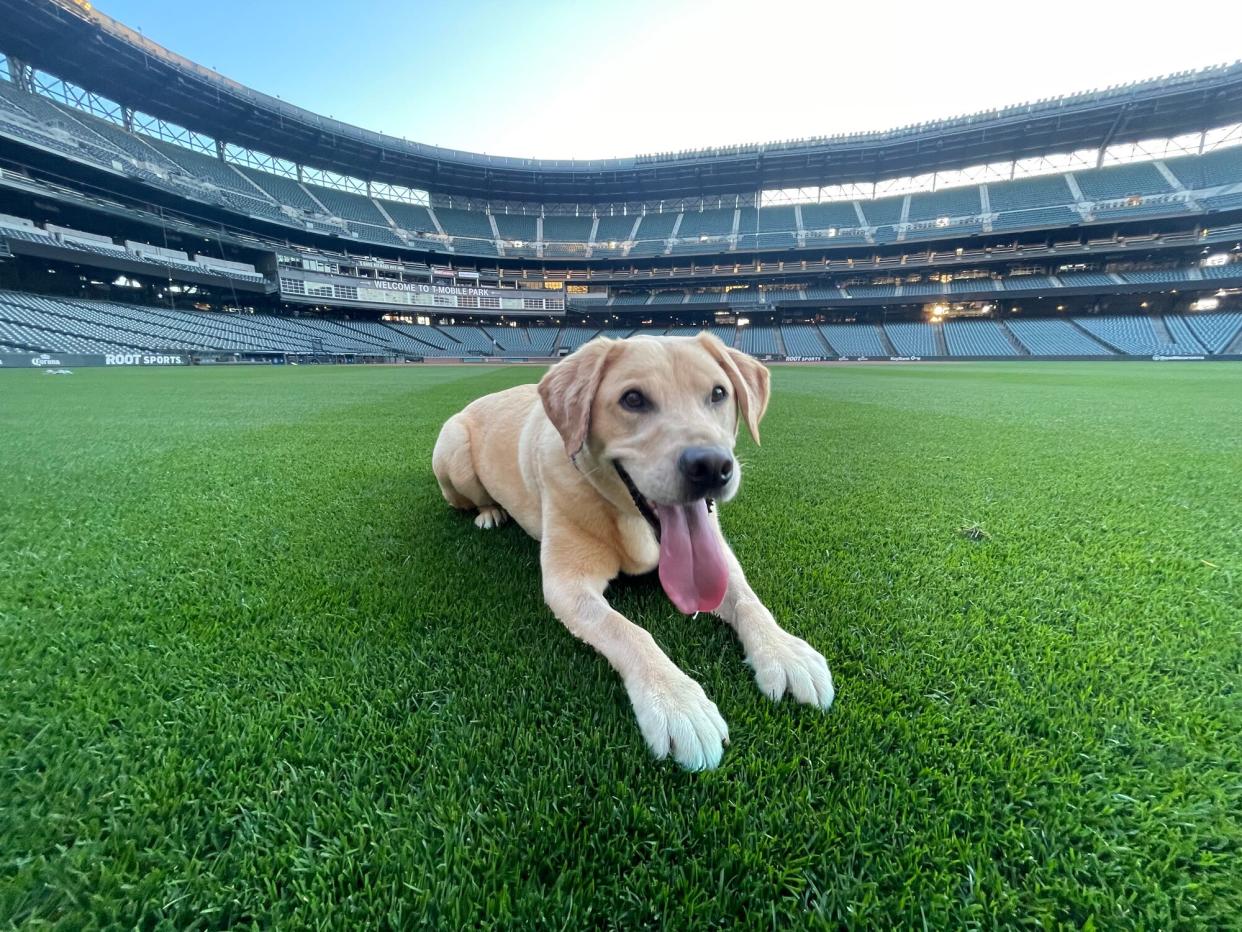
<box><xmin>748</xmin><ymin>633</ymin><xmax>835</xmax><ymax>709</ymax></box>
<box><xmin>626</xmin><ymin>665</ymin><xmax>729</xmax><ymax>771</ymax></box>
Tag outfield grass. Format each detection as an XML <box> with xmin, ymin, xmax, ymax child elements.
<box><xmin>1</xmin><ymin>362</ymin><xmax>1239</xmax><ymax>929</ymax></box>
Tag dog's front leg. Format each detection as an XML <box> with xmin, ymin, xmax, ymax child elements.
<box><xmin>541</xmin><ymin>533</ymin><xmax>729</xmax><ymax>770</ymax></box>
<box><xmin>714</xmin><ymin>545</ymin><xmax>835</xmax><ymax>710</ymax></box>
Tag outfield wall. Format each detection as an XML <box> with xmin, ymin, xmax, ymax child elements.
<box><xmin>0</xmin><ymin>352</ymin><xmax>191</xmax><ymax>368</ymax></box>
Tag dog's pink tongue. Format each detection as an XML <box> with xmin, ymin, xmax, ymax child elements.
<box><xmin>655</xmin><ymin>500</ymin><xmax>728</xmax><ymax>614</ymax></box>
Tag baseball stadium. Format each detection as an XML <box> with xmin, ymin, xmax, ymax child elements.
<box><xmin>1</xmin><ymin>0</ymin><xmax>1239</xmax><ymax>927</ymax></box>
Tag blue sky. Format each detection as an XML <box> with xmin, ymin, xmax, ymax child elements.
<box><xmin>98</xmin><ymin>0</ymin><xmax>1242</xmax><ymax>160</ymax></box>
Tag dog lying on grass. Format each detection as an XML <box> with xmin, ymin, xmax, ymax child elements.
<box><xmin>432</xmin><ymin>333</ymin><xmax>833</xmax><ymax>769</ymax></box>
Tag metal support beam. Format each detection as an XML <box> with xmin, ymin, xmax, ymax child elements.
<box><xmin>1095</xmin><ymin>103</ymin><xmax>1132</xmax><ymax>167</ymax></box>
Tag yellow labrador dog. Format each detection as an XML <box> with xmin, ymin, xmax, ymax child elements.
<box><xmin>432</xmin><ymin>333</ymin><xmax>833</xmax><ymax>769</ymax></box>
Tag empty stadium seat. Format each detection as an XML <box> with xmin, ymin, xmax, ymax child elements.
<box><xmin>943</xmin><ymin>319</ymin><xmax>1018</xmax><ymax>356</ymax></box>
<box><xmin>1075</xmin><ymin>316</ymin><xmax>1184</xmax><ymax>355</ymax></box>
<box><xmin>780</xmin><ymin>324</ymin><xmax>830</xmax><ymax>357</ymax></box>
<box><xmin>1073</xmin><ymin>162</ymin><xmax>1171</xmax><ymax>200</ymax></box>
<box><xmin>1005</xmin><ymin>318</ymin><xmax>1112</xmax><ymax>356</ymax></box>
<box><xmin>819</xmin><ymin>323</ymin><xmax>886</xmax><ymax>356</ymax></box>
<box><xmin>884</xmin><ymin>321</ymin><xmax>939</xmax><ymax>356</ymax></box>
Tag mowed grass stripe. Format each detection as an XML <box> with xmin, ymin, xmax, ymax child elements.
<box><xmin>1</xmin><ymin>363</ymin><xmax>1238</xmax><ymax>929</ymax></box>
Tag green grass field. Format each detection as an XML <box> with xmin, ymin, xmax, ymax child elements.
<box><xmin>1</xmin><ymin>362</ymin><xmax>1239</xmax><ymax>929</ymax></box>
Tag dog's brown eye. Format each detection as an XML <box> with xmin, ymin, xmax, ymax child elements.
<box><xmin>710</xmin><ymin>385</ymin><xmax>728</xmax><ymax>403</ymax></box>
<box><xmin>620</xmin><ymin>389</ymin><xmax>649</xmax><ymax>411</ymax></box>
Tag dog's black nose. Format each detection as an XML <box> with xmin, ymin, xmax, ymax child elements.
<box><xmin>678</xmin><ymin>446</ymin><xmax>734</xmax><ymax>496</ymax></box>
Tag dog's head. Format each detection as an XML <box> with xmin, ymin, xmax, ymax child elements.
<box><xmin>538</xmin><ymin>333</ymin><xmax>769</xmax><ymax>614</ymax></box>
<box><xmin>538</xmin><ymin>332</ymin><xmax>770</xmax><ymax>505</ymax></box>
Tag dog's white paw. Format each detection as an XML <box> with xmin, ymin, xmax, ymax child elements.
<box><xmin>749</xmin><ymin>632</ymin><xmax>835</xmax><ymax>709</ymax></box>
<box><xmin>473</xmin><ymin>506</ymin><xmax>508</xmax><ymax>529</ymax></box>
<box><xmin>626</xmin><ymin>665</ymin><xmax>729</xmax><ymax>771</ymax></box>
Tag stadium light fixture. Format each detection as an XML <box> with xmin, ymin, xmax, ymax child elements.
<box><xmin>1202</xmin><ymin>253</ymin><xmax>1230</xmax><ymax>267</ymax></box>
<box><xmin>1191</xmin><ymin>297</ymin><xmax>1220</xmax><ymax>312</ymax></box>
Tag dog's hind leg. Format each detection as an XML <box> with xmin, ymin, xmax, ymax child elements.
<box><xmin>432</xmin><ymin>414</ymin><xmax>508</xmax><ymax>528</ymax></box>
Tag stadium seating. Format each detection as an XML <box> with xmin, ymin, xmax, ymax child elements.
<box><xmin>378</xmin><ymin>200</ymin><xmax>439</xmax><ymax>233</ymax></box>
<box><xmin>676</xmin><ymin>208</ymin><xmax>736</xmax><ymax>238</ymax></box>
<box><xmin>735</xmin><ymin>206</ymin><xmax>799</xmax><ymax>250</ymax></box>
<box><xmin>1161</xmin><ymin>147</ymin><xmax>1242</xmax><ymax>190</ymax></box>
<box><xmin>305</xmin><ymin>185</ymin><xmax>388</xmax><ymax>225</ymax></box>
<box><xmin>1090</xmin><ymin>196</ymin><xmax>1193</xmax><ymax>222</ymax></box>
<box><xmin>1004</xmin><ymin>318</ymin><xmax>1113</xmax><ymax>356</ymax></box>
<box><xmin>238</xmin><ymin>168</ymin><xmax>322</xmax><ymax>213</ymax></box>
<box><xmin>143</xmin><ymin>139</ymin><xmax>259</xmax><ymax>195</ymax></box>
<box><xmin>593</xmin><ymin>214</ymin><xmax>638</xmax><ymax>251</ymax></box>
<box><xmin>943</xmin><ymin>319</ymin><xmax>1018</xmax><ymax>356</ymax></box>
<box><xmin>541</xmin><ymin>215</ymin><xmax>593</xmax><ymax>244</ymax></box>
<box><xmin>525</xmin><ymin>327</ymin><xmax>560</xmax><ymax>355</ymax></box>
<box><xmin>1058</xmin><ymin>272</ymin><xmax>1117</xmax><ymax>288</ymax></box>
<box><xmin>858</xmin><ymin>196</ymin><xmax>905</xmax><ymax>227</ymax></box>
<box><xmin>1074</xmin><ymin>316</ymin><xmax>1184</xmax><ymax>355</ymax></box>
<box><xmin>998</xmin><ymin>275</ymin><xmax>1058</xmax><ymax>291</ymax></box>
<box><xmin>385</xmin><ymin>323</ymin><xmax>461</xmax><ymax>356</ymax></box>
<box><xmin>907</xmin><ymin>186</ymin><xmax>982</xmax><ymax>222</ymax></box>
<box><xmin>1119</xmin><ymin>268</ymin><xmax>1193</xmax><ymax>285</ymax></box>
<box><xmin>780</xmin><ymin>324</ymin><xmax>830</xmax><ymax>356</ymax></box>
<box><xmin>663</xmin><ymin>326</ymin><xmax>736</xmax><ymax>345</ymax></box>
<box><xmin>844</xmin><ymin>283</ymin><xmax>897</xmax><ymax>298</ymax></box>
<box><xmin>736</xmin><ymin>325</ymin><xmax>780</xmax><ymax>356</ymax></box>
<box><xmin>628</xmin><ymin>212</ymin><xmax>678</xmax><ymax>257</ymax></box>
<box><xmin>436</xmin><ymin>325</ymin><xmax>497</xmax><ymax>354</ymax></box>
<box><xmin>346</xmin><ymin>222</ymin><xmax>402</xmax><ymax>246</ymax></box>
<box><xmin>1073</xmin><ymin>162</ymin><xmax>1171</xmax><ymax>200</ymax></box>
<box><xmin>1202</xmin><ymin>263</ymin><xmax>1242</xmax><ymax>281</ymax></box>
<box><xmin>494</xmin><ymin>213</ymin><xmax>538</xmax><ymax>244</ymax></box>
<box><xmin>1173</xmin><ymin>311</ymin><xmax>1242</xmax><ymax>353</ymax></box>
<box><xmin>988</xmin><ymin>174</ymin><xmax>1076</xmax><ymax>211</ymax></box>
<box><xmin>990</xmin><ymin>205</ymin><xmax>1080</xmax><ymax>231</ymax></box>
<box><xmin>1161</xmin><ymin>314</ymin><xmax>1207</xmax><ymax>352</ymax></box>
<box><xmin>556</xmin><ymin>326</ymin><xmax>601</xmax><ymax>351</ymax></box>
<box><xmin>58</xmin><ymin>104</ymin><xmax>179</xmax><ymax>170</ymax></box>
<box><xmin>800</xmin><ymin>202</ymin><xmax>865</xmax><ymax>242</ymax></box>
<box><xmin>883</xmin><ymin>321</ymin><xmax>938</xmax><ymax>356</ymax></box>
<box><xmin>0</xmin><ymin>283</ymin><xmax>1238</xmax><ymax>360</ymax></box>
<box><xmin>435</xmin><ymin>208</ymin><xmax>494</xmax><ymax>239</ymax></box>
<box><xmin>819</xmin><ymin>323</ymin><xmax>886</xmax><ymax>356</ymax></box>
<box><xmin>803</xmin><ymin>285</ymin><xmax>845</xmax><ymax>300</ymax></box>
<box><xmin>947</xmin><ymin>278</ymin><xmax>994</xmax><ymax>294</ymax></box>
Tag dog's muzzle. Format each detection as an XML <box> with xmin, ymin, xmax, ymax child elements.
<box><xmin>614</xmin><ymin>461</ymin><xmax>714</xmax><ymax>543</ymax></box>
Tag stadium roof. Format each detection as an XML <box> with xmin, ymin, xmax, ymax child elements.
<box><xmin>4</xmin><ymin>0</ymin><xmax>1242</xmax><ymax>203</ymax></box>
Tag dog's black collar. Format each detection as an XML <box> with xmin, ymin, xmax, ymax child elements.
<box><xmin>614</xmin><ymin>461</ymin><xmax>661</xmax><ymax>542</ymax></box>
<box><xmin>613</xmin><ymin>462</ymin><xmax>715</xmax><ymax>543</ymax></box>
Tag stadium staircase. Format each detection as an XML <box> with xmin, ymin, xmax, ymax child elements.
<box><xmin>932</xmin><ymin>323</ymin><xmax>948</xmax><ymax>356</ymax></box>
<box><xmin>876</xmin><ymin>325</ymin><xmax>898</xmax><ymax>356</ymax></box>
<box><xmin>1066</xmin><ymin>318</ymin><xmax>1129</xmax><ymax>354</ymax></box>
<box><xmin>998</xmin><ymin>320</ymin><xmax>1031</xmax><ymax>356</ymax></box>
<box><xmin>373</xmin><ymin>199</ymin><xmax>399</xmax><ymax>229</ymax></box>
<box><xmin>297</xmin><ymin>183</ymin><xmax>332</xmax><ymax>215</ymax></box>
<box><xmin>666</xmin><ymin>213</ymin><xmax>683</xmax><ymax>256</ymax></box>
<box><xmin>1149</xmin><ymin>314</ymin><xmax>1175</xmax><ymax>345</ymax></box>
<box><xmin>426</xmin><ymin>208</ymin><xmax>448</xmax><ymax>237</ymax></box>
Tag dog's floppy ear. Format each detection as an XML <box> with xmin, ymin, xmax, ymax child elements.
<box><xmin>538</xmin><ymin>337</ymin><xmax>616</xmax><ymax>458</ymax></box>
<box><xmin>697</xmin><ymin>332</ymin><xmax>771</xmax><ymax>444</ymax></box>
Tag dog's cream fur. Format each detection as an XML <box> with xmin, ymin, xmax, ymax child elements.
<box><xmin>432</xmin><ymin>333</ymin><xmax>833</xmax><ymax>769</ymax></box>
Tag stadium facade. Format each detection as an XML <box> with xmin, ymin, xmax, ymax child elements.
<box><xmin>0</xmin><ymin>0</ymin><xmax>1240</xmax><ymax>363</ymax></box>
